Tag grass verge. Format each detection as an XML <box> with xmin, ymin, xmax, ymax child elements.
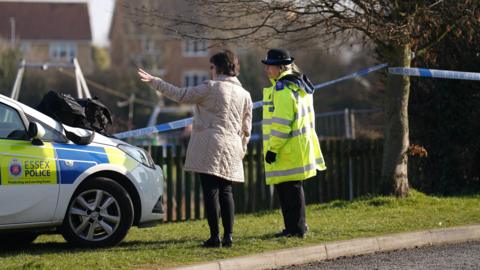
<box><xmin>1</xmin><ymin>190</ymin><xmax>479</xmax><ymax>270</ymax></box>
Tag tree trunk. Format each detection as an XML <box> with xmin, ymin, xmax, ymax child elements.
<box><xmin>380</xmin><ymin>44</ymin><xmax>411</xmax><ymax>197</ymax></box>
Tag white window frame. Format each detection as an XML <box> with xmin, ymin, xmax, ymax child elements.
<box><xmin>182</xmin><ymin>71</ymin><xmax>209</xmax><ymax>87</ymax></box>
<box><xmin>49</xmin><ymin>42</ymin><xmax>77</xmax><ymax>61</ymax></box>
<box><xmin>182</xmin><ymin>39</ymin><xmax>209</xmax><ymax>57</ymax></box>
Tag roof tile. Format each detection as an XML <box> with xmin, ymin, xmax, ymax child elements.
<box><xmin>0</xmin><ymin>2</ymin><xmax>91</xmax><ymax>41</ymax></box>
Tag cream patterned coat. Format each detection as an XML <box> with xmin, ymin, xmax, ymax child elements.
<box><xmin>149</xmin><ymin>75</ymin><xmax>252</xmax><ymax>182</ymax></box>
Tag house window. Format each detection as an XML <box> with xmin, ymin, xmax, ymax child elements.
<box><xmin>142</xmin><ymin>38</ymin><xmax>156</xmax><ymax>54</ymax></box>
<box><xmin>183</xmin><ymin>71</ymin><xmax>209</xmax><ymax>87</ymax></box>
<box><xmin>49</xmin><ymin>42</ymin><xmax>77</xmax><ymax>61</ymax></box>
<box><xmin>182</xmin><ymin>40</ymin><xmax>208</xmax><ymax>57</ymax></box>
<box><xmin>19</xmin><ymin>42</ymin><xmax>30</xmax><ymax>54</ymax></box>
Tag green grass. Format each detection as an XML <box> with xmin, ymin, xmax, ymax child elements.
<box><xmin>1</xmin><ymin>190</ymin><xmax>480</xmax><ymax>270</ymax></box>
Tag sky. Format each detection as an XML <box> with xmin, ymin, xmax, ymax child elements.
<box><xmin>2</xmin><ymin>0</ymin><xmax>116</xmax><ymax>46</ymax></box>
<box><xmin>87</xmin><ymin>0</ymin><xmax>115</xmax><ymax>46</ymax></box>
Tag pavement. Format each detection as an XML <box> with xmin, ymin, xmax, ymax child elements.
<box><xmin>137</xmin><ymin>224</ymin><xmax>480</xmax><ymax>270</ymax></box>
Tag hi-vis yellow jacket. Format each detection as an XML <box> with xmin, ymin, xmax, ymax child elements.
<box><xmin>262</xmin><ymin>70</ymin><xmax>326</xmax><ymax>185</ymax></box>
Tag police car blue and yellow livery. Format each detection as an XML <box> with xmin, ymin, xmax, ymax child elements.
<box><xmin>0</xmin><ymin>142</ymin><xmax>141</xmax><ymax>186</ymax></box>
<box><xmin>262</xmin><ymin>70</ymin><xmax>326</xmax><ymax>185</ymax></box>
<box><xmin>1</xmin><ymin>141</ymin><xmax>58</xmax><ymax>185</ymax></box>
<box><xmin>0</xmin><ymin>94</ymin><xmax>164</xmax><ymax>248</ymax></box>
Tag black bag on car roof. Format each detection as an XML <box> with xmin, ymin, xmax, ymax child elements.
<box><xmin>37</xmin><ymin>91</ymin><xmax>113</xmax><ymax>145</ymax></box>
<box><xmin>76</xmin><ymin>97</ymin><xmax>113</xmax><ymax>135</ymax></box>
<box><xmin>37</xmin><ymin>91</ymin><xmax>88</xmax><ymax>128</ymax></box>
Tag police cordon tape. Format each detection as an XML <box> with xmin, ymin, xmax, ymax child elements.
<box><xmin>388</xmin><ymin>67</ymin><xmax>480</xmax><ymax>81</ymax></box>
<box><xmin>115</xmin><ymin>118</ymin><xmax>193</xmax><ymax>139</ymax></box>
<box><xmin>115</xmin><ymin>65</ymin><xmax>480</xmax><ymax>139</ymax></box>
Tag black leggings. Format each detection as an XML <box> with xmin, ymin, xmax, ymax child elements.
<box><xmin>200</xmin><ymin>173</ymin><xmax>235</xmax><ymax>237</ymax></box>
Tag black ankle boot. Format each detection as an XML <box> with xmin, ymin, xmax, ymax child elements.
<box><xmin>222</xmin><ymin>234</ymin><xmax>233</xmax><ymax>248</ymax></box>
<box><xmin>274</xmin><ymin>229</ymin><xmax>291</xmax><ymax>238</ymax></box>
<box><xmin>202</xmin><ymin>236</ymin><xmax>221</xmax><ymax>248</ymax></box>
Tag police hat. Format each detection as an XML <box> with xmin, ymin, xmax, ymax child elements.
<box><xmin>261</xmin><ymin>49</ymin><xmax>294</xmax><ymax>65</ymax></box>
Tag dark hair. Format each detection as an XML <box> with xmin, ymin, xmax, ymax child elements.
<box><xmin>210</xmin><ymin>50</ymin><xmax>239</xmax><ymax>76</ymax></box>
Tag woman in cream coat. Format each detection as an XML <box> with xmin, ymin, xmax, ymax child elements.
<box><xmin>138</xmin><ymin>50</ymin><xmax>252</xmax><ymax>248</ymax></box>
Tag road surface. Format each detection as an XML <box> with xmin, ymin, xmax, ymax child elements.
<box><xmin>277</xmin><ymin>241</ymin><xmax>480</xmax><ymax>270</ymax></box>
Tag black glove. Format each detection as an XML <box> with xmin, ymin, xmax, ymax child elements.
<box><xmin>265</xmin><ymin>151</ymin><xmax>277</xmax><ymax>164</ymax></box>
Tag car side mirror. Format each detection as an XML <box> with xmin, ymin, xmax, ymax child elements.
<box><xmin>28</xmin><ymin>122</ymin><xmax>45</xmax><ymax>146</ymax></box>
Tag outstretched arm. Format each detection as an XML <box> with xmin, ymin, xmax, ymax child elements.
<box><xmin>138</xmin><ymin>68</ymin><xmax>210</xmax><ymax>104</ymax></box>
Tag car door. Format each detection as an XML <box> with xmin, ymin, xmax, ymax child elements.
<box><xmin>0</xmin><ymin>102</ymin><xmax>60</xmax><ymax>225</ymax></box>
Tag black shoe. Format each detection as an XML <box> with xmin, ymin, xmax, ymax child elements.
<box><xmin>294</xmin><ymin>224</ymin><xmax>308</xmax><ymax>238</ymax></box>
<box><xmin>202</xmin><ymin>236</ymin><xmax>221</xmax><ymax>248</ymax></box>
<box><xmin>222</xmin><ymin>235</ymin><xmax>233</xmax><ymax>248</ymax></box>
<box><xmin>274</xmin><ymin>229</ymin><xmax>292</xmax><ymax>238</ymax></box>
<box><xmin>292</xmin><ymin>232</ymin><xmax>306</xmax><ymax>238</ymax></box>
<box><xmin>274</xmin><ymin>229</ymin><xmax>306</xmax><ymax>238</ymax></box>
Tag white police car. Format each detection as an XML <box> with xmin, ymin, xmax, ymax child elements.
<box><xmin>0</xmin><ymin>94</ymin><xmax>164</xmax><ymax>248</ymax></box>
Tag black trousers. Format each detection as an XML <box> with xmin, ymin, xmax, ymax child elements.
<box><xmin>275</xmin><ymin>180</ymin><xmax>306</xmax><ymax>234</ymax></box>
<box><xmin>200</xmin><ymin>173</ymin><xmax>234</xmax><ymax>237</ymax></box>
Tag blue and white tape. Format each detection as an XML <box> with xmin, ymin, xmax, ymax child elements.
<box><xmin>253</xmin><ymin>101</ymin><xmax>263</xmax><ymax>109</ymax></box>
<box><xmin>389</xmin><ymin>67</ymin><xmax>480</xmax><ymax>81</ymax></box>
<box><xmin>313</xmin><ymin>63</ymin><xmax>388</xmax><ymax>89</ymax></box>
<box><xmin>115</xmin><ymin>117</ymin><xmax>193</xmax><ymax>139</ymax></box>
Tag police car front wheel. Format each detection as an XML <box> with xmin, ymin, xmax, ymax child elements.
<box><xmin>61</xmin><ymin>177</ymin><xmax>134</xmax><ymax>248</ymax></box>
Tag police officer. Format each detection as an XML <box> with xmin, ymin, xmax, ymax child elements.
<box><xmin>261</xmin><ymin>49</ymin><xmax>326</xmax><ymax>238</ymax></box>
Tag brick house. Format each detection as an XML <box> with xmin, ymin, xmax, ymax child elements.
<box><xmin>0</xmin><ymin>1</ymin><xmax>93</xmax><ymax>73</ymax></box>
<box><xmin>109</xmin><ymin>0</ymin><xmax>211</xmax><ymax>87</ymax></box>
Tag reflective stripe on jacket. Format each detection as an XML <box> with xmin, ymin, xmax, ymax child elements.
<box><xmin>262</xmin><ymin>70</ymin><xmax>326</xmax><ymax>185</ymax></box>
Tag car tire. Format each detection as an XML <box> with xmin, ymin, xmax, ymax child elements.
<box><xmin>61</xmin><ymin>177</ymin><xmax>134</xmax><ymax>248</ymax></box>
<box><xmin>0</xmin><ymin>232</ymin><xmax>38</xmax><ymax>248</ymax></box>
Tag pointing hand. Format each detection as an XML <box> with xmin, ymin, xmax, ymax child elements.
<box><xmin>137</xmin><ymin>68</ymin><xmax>156</xmax><ymax>83</ymax></box>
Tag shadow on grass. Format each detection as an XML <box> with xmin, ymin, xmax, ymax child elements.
<box><xmin>310</xmin><ymin>200</ymin><xmax>353</xmax><ymax>210</ymax></box>
<box><xmin>244</xmin><ymin>232</ymin><xmax>277</xmax><ymax>241</ymax></box>
<box><xmin>0</xmin><ymin>237</ymin><xmax>200</xmax><ymax>257</ymax></box>
<box><xmin>249</xmin><ymin>209</ymin><xmax>277</xmax><ymax>217</ymax></box>
<box><xmin>0</xmin><ymin>242</ymin><xmax>79</xmax><ymax>257</ymax></box>
<box><xmin>118</xmin><ymin>238</ymin><xmax>197</xmax><ymax>249</ymax></box>
<box><xmin>310</xmin><ymin>194</ymin><xmax>399</xmax><ymax>210</ymax></box>
<box><xmin>366</xmin><ymin>198</ymin><xmax>390</xmax><ymax>207</ymax></box>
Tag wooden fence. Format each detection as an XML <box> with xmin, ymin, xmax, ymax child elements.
<box><xmin>147</xmin><ymin>139</ymin><xmax>384</xmax><ymax>222</ymax></box>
